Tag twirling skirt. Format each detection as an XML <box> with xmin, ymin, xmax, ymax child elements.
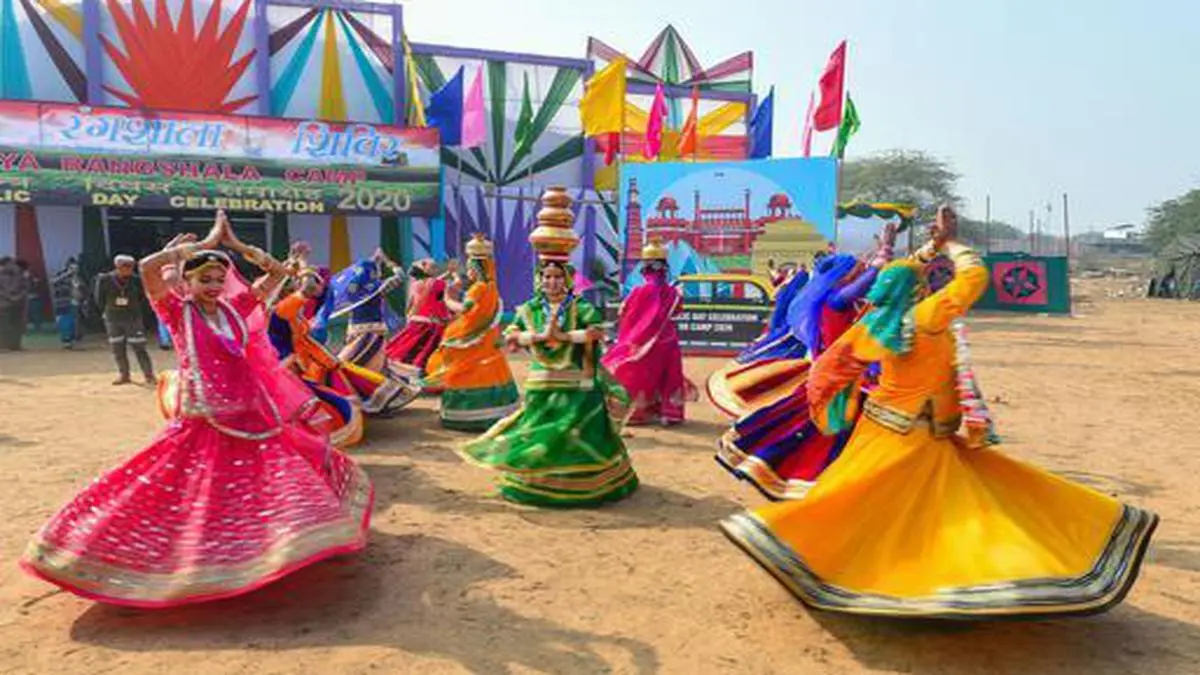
<box><xmin>340</xmin><ymin>331</ymin><xmax>421</xmax><ymax>415</ymax></box>
<box><xmin>706</xmin><ymin>357</ymin><xmax>811</xmax><ymax>419</ymax></box>
<box><xmin>716</xmin><ymin>385</ymin><xmax>853</xmax><ymax>501</ymax></box>
<box><xmin>721</xmin><ymin>418</ymin><xmax>1157</xmax><ymax>619</ymax></box>
<box><xmin>385</xmin><ymin>319</ymin><xmax>445</xmax><ymax>379</ymax></box>
<box><xmin>459</xmin><ymin>388</ymin><xmax>638</xmax><ymax>507</ymax></box>
<box><xmin>22</xmin><ymin>418</ymin><xmax>373</xmax><ymax>608</ymax></box>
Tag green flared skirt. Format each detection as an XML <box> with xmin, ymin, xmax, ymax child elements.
<box><xmin>439</xmin><ymin>382</ymin><xmax>521</xmax><ymax>432</ymax></box>
<box><xmin>460</xmin><ymin>387</ymin><xmax>639</xmax><ymax>507</ymax></box>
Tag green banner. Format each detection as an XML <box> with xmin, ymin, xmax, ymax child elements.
<box><xmin>976</xmin><ymin>254</ymin><xmax>1071</xmax><ymax>315</ymax></box>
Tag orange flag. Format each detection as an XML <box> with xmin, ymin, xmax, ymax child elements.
<box><xmin>677</xmin><ymin>87</ymin><xmax>700</xmax><ymax>158</ymax></box>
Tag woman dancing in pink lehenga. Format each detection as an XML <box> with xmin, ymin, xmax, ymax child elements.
<box><xmin>602</xmin><ymin>239</ymin><xmax>697</xmax><ymax>426</ymax></box>
<box><xmin>21</xmin><ymin>213</ymin><xmax>373</xmax><ymax>608</ymax></box>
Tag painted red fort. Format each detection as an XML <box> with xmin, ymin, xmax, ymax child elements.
<box><xmin>624</xmin><ymin>178</ymin><xmax>799</xmax><ymax>263</ymax></box>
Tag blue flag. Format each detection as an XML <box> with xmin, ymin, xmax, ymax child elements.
<box><xmin>427</xmin><ymin>67</ymin><xmax>464</xmax><ymax>146</ymax></box>
<box><xmin>749</xmin><ymin>87</ymin><xmax>774</xmax><ymax>159</ymax></box>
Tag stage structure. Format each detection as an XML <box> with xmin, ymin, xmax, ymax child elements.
<box><xmin>0</xmin><ymin>1</ymin><xmax>757</xmax><ymax>316</ymax></box>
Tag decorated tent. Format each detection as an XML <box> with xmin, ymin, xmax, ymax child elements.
<box><xmin>1149</xmin><ymin>234</ymin><xmax>1200</xmax><ymax>299</ymax></box>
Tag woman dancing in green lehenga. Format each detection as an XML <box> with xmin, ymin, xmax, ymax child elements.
<box><xmin>458</xmin><ymin>189</ymin><xmax>638</xmax><ymax>507</ymax></box>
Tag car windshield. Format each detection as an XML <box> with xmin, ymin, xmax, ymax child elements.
<box><xmin>681</xmin><ymin>280</ymin><xmax>767</xmax><ymax>305</ymax></box>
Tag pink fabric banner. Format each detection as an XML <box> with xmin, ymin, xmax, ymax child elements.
<box><xmin>802</xmin><ymin>91</ymin><xmax>816</xmax><ymax>157</ymax></box>
<box><xmin>642</xmin><ymin>83</ymin><xmax>667</xmax><ymax>159</ymax></box>
<box><xmin>461</xmin><ymin>65</ymin><xmax>487</xmax><ymax>149</ymax></box>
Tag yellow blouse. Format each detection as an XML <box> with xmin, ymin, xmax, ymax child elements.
<box><xmin>851</xmin><ymin>242</ymin><xmax>988</xmax><ymax>435</ymax></box>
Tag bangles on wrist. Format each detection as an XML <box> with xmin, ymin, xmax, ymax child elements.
<box><xmin>170</xmin><ymin>243</ymin><xmax>201</xmax><ymax>263</ymax></box>
<box><xmin>913</xmin><ymin>241</ymin><xmax>939</xmax><ymax>264</ymax></box>
<box><xmin>243</xmin><ymin>246</ymin><xmax>283</xmax><ymax>272</ymax></box>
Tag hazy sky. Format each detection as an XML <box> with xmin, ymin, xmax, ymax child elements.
<box><xmin>406</xmin><ymin>0</ymin><xmax>1200</xmax><ymax>232</ymax></box>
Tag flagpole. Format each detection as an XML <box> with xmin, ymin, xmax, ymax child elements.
<box><xmin>618</xmin><ymin>88</ymin><xmax>628</xmax><ymax>281</ymax></box>
<box><xmin>1062</xmin><ymin>192</ymin><xmax>1072</xmax><ymax>267</ymax></box>
<box><xmin>455</xmin><ymin>151</ymin><xmax>464</xmax><ymax>256</ymax></box>
<box><xmin>833</xmin><ymin>88</ymin><xmax>848</xmax><ymax>250</ymax></box>
<box><xmin>692</xmin><ymin>89</ymin><xmax>699</xmax><ymax>163</ymax></box>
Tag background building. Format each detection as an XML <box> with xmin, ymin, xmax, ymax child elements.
<box><xmin>0</xmin><ymin>2</ymin><xmax>754</xmax><ymax>315</ymax></box>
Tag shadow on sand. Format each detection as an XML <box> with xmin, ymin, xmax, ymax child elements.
<box><xmin>363</xmin><ymin>462</ymin><xmax>742</xmax><ymax>533</ymax></box>
<box><xmin>810</xmin><ymin>604</ymin><xmax>1200</xmax><ymax>674</ymax></box>
<box><xmin>69</xmin><ymin>532</ymin><xmax>660</xmax><ymax>674</ymax></box>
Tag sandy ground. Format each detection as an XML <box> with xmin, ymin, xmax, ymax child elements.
<box><xmin>1</xmin><ymin>282</ymin><xmax>1199</xmax><ymax>674</ymax></box>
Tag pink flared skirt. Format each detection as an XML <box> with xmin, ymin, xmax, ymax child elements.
<box><xmin>21</xmin><ymin>417</ymin><xmax>373</xmax><ymax>608</ymax></box>
<box><xmin>603</xmin><ymin>338</ymin><xmax>697</xmax><ymax>426</ymax></box>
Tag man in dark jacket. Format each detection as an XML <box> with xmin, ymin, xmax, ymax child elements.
<box><xmin>95</xmin><ymin>254</ymin><xmax>154</xmax><ymax>384</ymax></box>
<box><xmin>0</xmin><ymin>257</ymin><xmax>29</xmax><ymax>351</ymax></box>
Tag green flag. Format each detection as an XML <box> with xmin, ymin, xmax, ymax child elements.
<box><xmin>831</xmin><ymin>94</ymin><xmax>860</xmax><ymax>159</ymax></box>
<box><xmin>513</xmin><ymin>73</ymin><xmax>535</xmax><ymax>158</ymax></box>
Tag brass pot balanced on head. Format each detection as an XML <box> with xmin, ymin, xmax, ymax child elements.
<box><xmin>529</xmin><ymin>186</ymin><xmax>579</xmax><ymax>262</ymax></box>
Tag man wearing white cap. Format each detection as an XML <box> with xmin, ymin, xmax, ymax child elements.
<box><xmin>94</xmin><ymin>254</ymin><xmax>154</xmax><ymax>385</ymax></box>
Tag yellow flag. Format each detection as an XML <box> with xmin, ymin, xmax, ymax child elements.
<box><xmin>580</xmin><ymin>58</ymin><xmax>627</xmax><ymax>137</ymax></box>
<box><xmin>699</xmin><ymin>102</ymin><xmax>748</xmax><ymax>136</ymax></box>
<box><xmin>403</xmin><ymin>36</ymin><xmax>427</xmax><ymax>127</ymax></box>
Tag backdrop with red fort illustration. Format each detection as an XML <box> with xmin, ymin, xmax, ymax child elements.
<box><xmin>618</xmin><ymin>158</ymin><xmax>838</xmax><ymax>290</ymax></box>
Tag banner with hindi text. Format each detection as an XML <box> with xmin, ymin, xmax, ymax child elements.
<box><xmin>0</xmin><ymin>101</ymin><xmax>441</xmax><ymax>216</ymax></box>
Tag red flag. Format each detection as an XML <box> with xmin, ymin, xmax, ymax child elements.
<box><xmin>604</xmin><ymin>131</ymin><xmax>620</xmax><ymax>165</ymax></box>
<box><xmin>677</xmin><ymin>87</ymin><xmax>700</xmax><ymax>158</ymax></box>
<box><xmin>813</xmin><ymin>41</ymin><xmax>846</xmax><ymax>132</ymax></box>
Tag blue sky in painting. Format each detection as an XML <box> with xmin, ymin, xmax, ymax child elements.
<box><xmin>622</xmin><ymin>158</ymin><xmax>838</xmax><ymax>241</ymax></box>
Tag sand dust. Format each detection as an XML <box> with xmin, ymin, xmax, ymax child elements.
<box><xmin>1</xmin><ymin>282</ymin><xmax>1199</xmax><ymax>674</ymax></box>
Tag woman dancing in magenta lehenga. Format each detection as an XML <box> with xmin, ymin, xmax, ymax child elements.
<box><xmin>717</xmin><ymin>227</ymin><xmax>897</xmax><ymax>500</ymax></box>
<box><xmin>22</xmin><ymin>213</ymin><xmax>373</xmax><ymax>608</ymax></box>
<box><xmin>154</xmin><ymin>238</ymin><xmax>338</xmax><ymax>444</ymax></box>
<box><xmin>385</xmin><ymin>258</ymin><xmax>455</xmax><ymax>381</ymax></box>
<box><xmin>601</xmin><ymin>238</ymin><xmax>697</xmax><ymax>426</ymax></box>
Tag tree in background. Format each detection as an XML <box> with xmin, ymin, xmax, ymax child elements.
<box><xmin>1145</xmin><ymin>188</ymin><xmax>1200</xmax><ymax>253</ymax></box>
<box><xmin>840</xmin><ymin>150</ymin><xmax>1022</xmax><ymax>246</ymax></box>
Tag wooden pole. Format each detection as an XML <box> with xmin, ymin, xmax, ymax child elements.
<box><xmin>984</xmin><ymin>195</ymin><xmax>992</xmax><ymax>254</ymax></box>
<box><xmin>617</xmin><ymin>94</ymin><xmax>628</xmax><ymax>283</ymax></box>
<box><xmin>1062</xmin><ymin>192</ymin><xmax>1072</xmax><ymax>265</ymax></box>
<box><xmin>1028</xmin><ymin>210</ymin><xmax>1035</xmax><ymax>254</ymax></box>
<box><xmin>1045</xmin><ymin>201</ymin><xmax>1053</xmax><ymax>255</ymax></box>
<box><xmin>455</xmin><ymin>152</ymin><xmax>464</xmax><ymax>256</ymax></box>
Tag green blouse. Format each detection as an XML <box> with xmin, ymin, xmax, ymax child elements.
<box><xmin>506</xmin><ymin>295</ymin><xmax>604</xmax><ymax>392</ymax></box>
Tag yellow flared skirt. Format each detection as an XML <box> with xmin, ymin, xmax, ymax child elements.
<box><xmin>706</xmin><ymin>357</ymin><xmax>810</xmax><ymax>418</ymax></box>
<box><xmin>721</xmin><ymin>418</ymin><xmax>1157</xmax><ymax>618</ymax></box>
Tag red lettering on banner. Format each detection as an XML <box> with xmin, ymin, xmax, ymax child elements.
<box><xmin>284</xmin><ymin>168</ymin><xmax>366</xmax><ymax>185</ymax></box>
<box><xmin>17</xmin><ymin>152</ymin><xmax>39</xmax><ymax>171</ymax></box>
<box><xmin>240</xmin><ymin>164</ymin><xmax>262</xmax><ymax>181</ymax></box>
<box><xmin>0</xmin><ymin>153</ymin><xmax>39</xmax><ymax>171</ymax></box>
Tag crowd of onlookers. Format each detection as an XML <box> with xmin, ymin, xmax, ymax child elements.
<box><xmin>0</xmin><ymin>256</ymin><xmax>167</xmax><ymax>378</ymax></box>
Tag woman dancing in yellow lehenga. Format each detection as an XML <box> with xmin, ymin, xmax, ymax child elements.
<box><xmin>721</xmin><ymin>207</ymin><xmax>1157</xmax><ymax>619</ymax></box>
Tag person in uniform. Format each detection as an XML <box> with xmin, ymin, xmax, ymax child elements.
<box><xmin>94</xmin><ymin>254</ymin><xmax>155</xmax><ymax>385</ymax></box>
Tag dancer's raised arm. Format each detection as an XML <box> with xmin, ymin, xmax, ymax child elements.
<box><xmin>141</xmin><ymin>214</ymin><xmax>223</xmax><ymax>301</ymax></box>
<box><xmin>220</xmin><ymin>212</ymin><xmax>290</xmax><ymax>301</ymax></box>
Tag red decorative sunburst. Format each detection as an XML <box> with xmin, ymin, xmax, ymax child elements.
<box><xmin>101</xmin><ymin>0</ymin><xmax>257</xmax><ymax>113</ymax></box>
